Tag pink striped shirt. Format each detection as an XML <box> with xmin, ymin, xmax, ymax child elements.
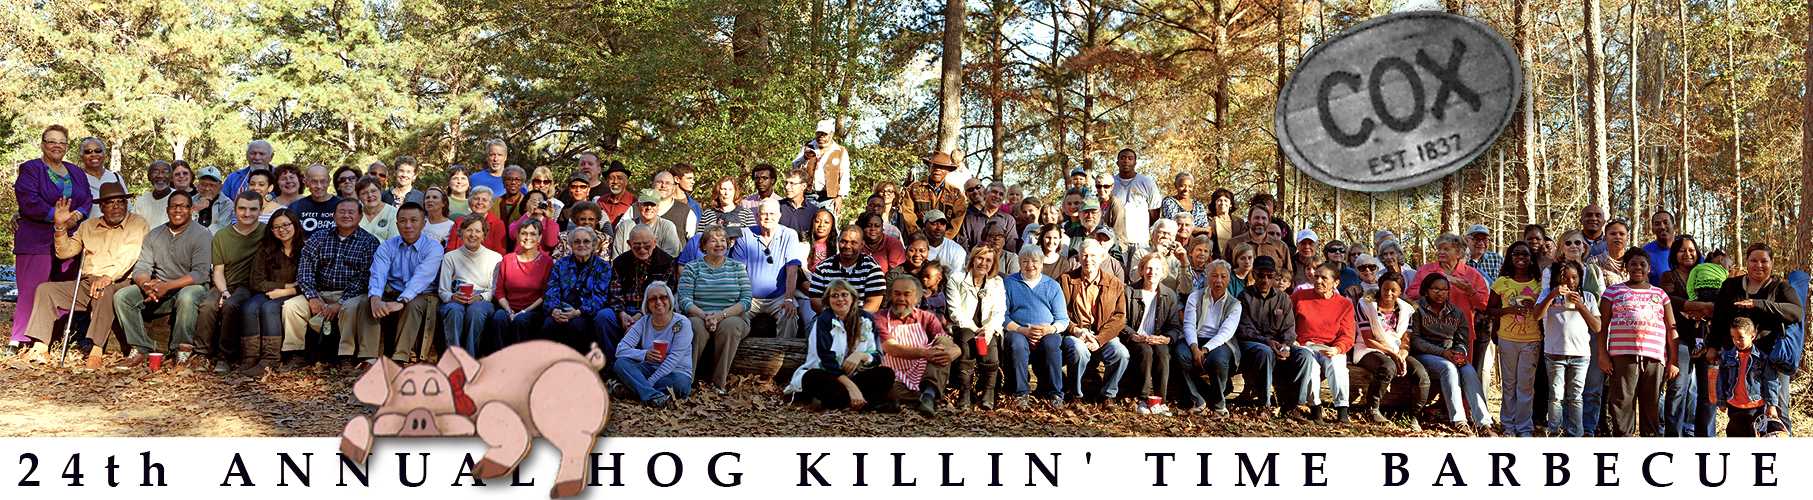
<box><xmin>1602</xmin><ymin>284</ymin><xmax>1669</xmax><ymax>360</ymax></box>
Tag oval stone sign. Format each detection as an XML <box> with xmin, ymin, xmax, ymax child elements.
<box><xmin>1276</xmin><ymin>12</ymin><xmax>1521</xmax><ymax>192</ymax></box>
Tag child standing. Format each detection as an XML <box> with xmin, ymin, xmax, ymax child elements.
<box><xmin>1718</xmin><ymin>317</ymin><xmax>1784</xmax><ymax>436</ymax></box>
<box><xmin>1597</xmin><ymin>248</ymin><xmax>1678</xmax><ymax>437</ymax></box>
<box><xmin>1535</xmin><ymin>260</ymin><xmax>1601</xmax><ymax>436</ymax></box>
<box><xmin>1486</xmin><ymin>242</ymin><xmax>1543</xmax><ymax>436</ymax></box>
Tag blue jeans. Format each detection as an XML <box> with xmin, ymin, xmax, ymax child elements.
<box><xmin>240</xmin><ymin>293</ymin><xmax>295</xmax><ymax>339</ymax></box>
<box><xmin>1418</xmin><ymin>353</ymin><xmax>1490</xmax><ymax>425</ymax></box>
<box><xmin>1068</xmin><ymin>337</ymin><xmax>1128</xmax><ymax>398</ymax></box>
<box><xmin>438</xmin><ymin>301</ymin><xmax>494</xmax><ymax>355</ymax></box>
<box><xmin>1238</xmin><ymin>341</ymin><xmax>1316</xmax><ymax>407</ymax></box>
<box><xmin>1582</xmin><ymin>328</ymin><xmax>1607</xmax><ymax>436</ymax></box>
<box><xmin>1176</xmin><ymin>342</ymin><xmax>1237</xmax><ymax>409</ymax></box>
<box><xmin>611</xmin><ymin>359</ymin><xmax>692</xmax><ymax>403</ymax></box>
<box><xmin>1544</xmin><ymin>353</ymin><xmax>1589</xmax><ymax>436</ymax></box>
<box><xmin>1691</xmin><ymin>354</ymin><xmax>1717</xmax><ymax>436</ymax></box>
<box><xmin>1497</xmin><ymin>339</ymin><xmax>1541</xmax><ymax>435</ymax></box>
<box><xmin>114</xmin><ymin>284</ymin><xmax>208</xmax><ymax>353</ymax></box>
<box><xmin>1004</xmin><ymin>332</ymin><xmax>1067</xmax><ymax>398</ymax></box>
<box><xmin>1763</xmin><ymin>362</ymin><xmax>1795</xmax><ymax>431</ymax></box>
<box><xmin>1663</xmin><ymin>343</ymin><xmax>1697</xmax><ymax>437</ymax></box>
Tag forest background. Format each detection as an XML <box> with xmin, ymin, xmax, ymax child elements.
<box><xmin>2</xmin><ymin>0</ymin><xmax>1810</xmax><ymax>268</ymax></box>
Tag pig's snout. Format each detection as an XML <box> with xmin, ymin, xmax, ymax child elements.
<box><xmin>399</xmin><ymin>408</ymin><xmax>442</xmax><ymax>436</ymax></box>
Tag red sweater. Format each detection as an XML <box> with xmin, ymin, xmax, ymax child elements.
<box><xmin>1291</xmin><ymin>289</ymin><xmax>1356</xmax><ymax>354</ymax></box>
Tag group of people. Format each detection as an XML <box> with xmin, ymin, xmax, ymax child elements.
<box><xmin>7</xmin><ymin>123</ymin><xmax>1801</xmax><ymax>436</ymax></box>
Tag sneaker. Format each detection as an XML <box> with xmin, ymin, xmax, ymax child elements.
<box><xmin>1212</xmin><ymin>406</ymin><xmax>1231</xmax><ymax>417</ymax></box>
<box><xmin>1135</xmin><ymin>400</ymin><xmax>1152</xmax><ymax>414</ymax></box>
<box><xmin>113</xmin><ymin>350</ymin><xmax>148</xmax><ymax>370</ymax></box>
<box><xmin>606</xmin><ymin>380</ymin><xmax>632</xmax><ymax>400</ymax></box>
<box><xmin>1149</xmin><ymin>404</ymin><xmax>1175</xmax><ymax>417</ymax></box>
<box><xmin>1366</xmin><ymin>409</ymin><xmax>1390</xmax><ymax>425</ymax></box>
<box><xmin>212</xmin><ymin>359</ymin><xmax>233</xmax><ymax>373</ymax></box>
<box><xmin>646</xmin><ymin>395</ymin><xmax>672</xmax><ymax>409</ymax></box>
<box><xmin>1046</xmin><ymin>397</ymin><xmax>1065</xmax><ymax>411</ymax></box>
<box><xmin>1015</xmin><ymin>395</ymin><xmax>1034</xmax><ymax>412</ymax></box>
<box><xmin>176</xmin><ymin>345</ymin><xmax>202</xmax><ymax>369</ymax></box>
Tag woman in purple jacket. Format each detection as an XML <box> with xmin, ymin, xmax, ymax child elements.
<box><xmin>9</xmin><ymin>125</ymin><xmax>93</xmax><ymax>355</ymax></box>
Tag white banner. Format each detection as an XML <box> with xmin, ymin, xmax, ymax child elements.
<box><xmin>0</xmin><ymin>437</ymin><xmax>1798</xmax><ymax>498</ymax></box>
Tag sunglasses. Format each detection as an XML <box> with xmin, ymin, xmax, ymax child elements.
<box><xmin>1326</xmin><ymin>248</ymin><xmax>1346</xmax><ymax>254</ymax></box>
<box><xmin>1357</xmin><ymin>265</ymin><xmax>1379</xmax><ymax>271</ymax></box>
<box><xmin>532</xmin><ymin>179</ymin><xmax>552</xmax><ymax>185</ymax></box>
<box><xmin>1096</xmin><ymin>184</ymin><xmax>1112</xmax><ymax>189</ymax></box>
<box><xmin>1564</xmin><ymin>240</ymin><xmax>1585</xmax><ymax>246</ymax></box>
<box><xmin>81</xmin><ymin>148</ymin><xmax>104</xmax><ymax>155</ymax></box>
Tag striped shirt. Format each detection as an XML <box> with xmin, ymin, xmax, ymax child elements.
<box><xmin>676</xmin><ymin>257</ymin><xmax>753</xmax><ymax>314</ymax></box>
<box><xmin>808</xmin><ymin>254</ymin><xmax>886</xmax><ymax>300</ymax></box>
<box><xmin>1603</xmin><ymin>284</ymin><xmax>1670</xmax><ymax>360</ymax></box>
<box><xmin>875</xmin><ymin>308</ymin><xmax>946</xmax><ymax>391</ymax></box>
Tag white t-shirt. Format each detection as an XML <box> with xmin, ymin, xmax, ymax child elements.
<box><xmin>132</xmin><ymin>191</ymin><xmax>171</xmax><ymax>229</ymax></box>
<box><xmin>1111</xmin><ymin>173</ymin><xmax>1159</xmax><ymax>245</ymax></box>
<box><xmin>1138</xmin><ymin>289</ymin><xmax>1158</xmax><ymax>338</ymax></box>
<box><xmin>1539</xmin><ymin>289</ymin><xmax>1598</xmax><ymax>356</ymax></box>
<box><xmin>86</xmin><ymin>169</ymin><xmax>122</xmax><ymax>200</ymax></box>
<box><xmin>926</xmin><ymin>237</ymin><xmax>968</xmax><ymax>275</ymax></box>
<box><xmin>423</xmin><ymin>220</ymin><xmax>456</xmax><ymax>246</ymax></box>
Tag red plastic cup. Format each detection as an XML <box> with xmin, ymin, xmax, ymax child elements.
<box><xmin>974</xmin><ymin>336</ymin><xmax>988</xmax><ymax>356</ymax></box>
<box><xmin>651</xmin><ymin>340</ymin><xmax>669</xmax><ymax>360</ymax></box>
<box><xmin>148</xmin><ymin>353</ymin><xmax>164</xmax><ymax>371</ymax></box>
<box><xmin>1147</xmin><ymin>396</ymin><xmax>1163</xmax><ymax>408</ymax></box>
<box><xmin>459</xmin><ymin>283</ymin><xmax>474</xmax><ymax>298</ymax></box>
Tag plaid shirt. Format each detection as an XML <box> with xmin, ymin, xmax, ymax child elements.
<box><xmin>610</xmin><ymin>249</ymin><xmax>680</xmax><ymax>316</ymax></box>
<box><xmin>547</xmin><ymin>254</ymin><xmax>614</xmax><ymax>315</ymax></box>
<box><xmin>1468</xmin><ymin>251</ymin><xmax>1504</xmax><ymax>283</ymax></box>
<box><xmin>298</xmin><ymin>228</ymin><xmax>381</xmax><ymax>300</ymax></box>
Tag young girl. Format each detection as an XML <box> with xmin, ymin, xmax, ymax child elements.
<box><xmin>1597</xmin><ymin>248</ymin><xmax>1677</xmax><ymax>437</ymax></box>
<box><xmin>1485</xmin><ymin>242</ymin><xmax>1543</xmax><ymax>436</ymax></box>
<box><xmin>446</xmin><ymin>166</ymin><xmax>473</xmax><ymax>218</ymax></box>
<box><xmin>1408</xmin><ymin>273</ymin><xmax>1492</xmax><ymax>435</ymax></box>
<box><xmin>807</xmin><ymin>209</ymin><xmax>837</xmax><ymax>270</ymax></box>
<box><xmin>1534</xmin><ymin>260</ymin><xmax>1601</xmax><ymax>437</ymax></box>
<box><xmin>917</xmin><ymin>262</ymin><xmax>951</xmax><ymax>322</ymax></box>
<box><xmin>1356</xmin><ymin>271</ymin><xmax>1426</xmax><ymax>427</ymax></box>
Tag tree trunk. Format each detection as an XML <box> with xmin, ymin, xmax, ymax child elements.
<box><xmin>1439</xmin><ymin>0</ymin><xmax>1465</xmax><ymax>235</ymax></box>
<box><xmin>728</xmin><ymin>337</ymin><xmax>809</xmax><ymax>380</ymax></box>
<box><xmin>731</xmin><ymin>10</ymin><xmax>770</xmax><ymax>130</ymax></box>
<box><xmin>1728</xmin><ymin>3</ymin><xmax>1741</xmax><ymax>249</ymax></box>
<box><xmin>1585</xmin><ymin>0</ymin><xmax>1609</xmax><ymax>208</ymax></box>
<box><xmin>990</xmin><ymin>0</ymin><xmax>1006</xmax><ymax>181</ymax></box>
<box><xmin>1628</xmin><ymin>0</ymin><xmax>1642</xmax><ymax>216</ymax></box>
<box><xmin>937</xmin><ymin>0</ymin><xmax>966</xmax><ymax>153</ymax></box>
<box><xmin>1678</xmin><ymin>0</ymin><xmax>1691</xmax><ymax>228</ymax></box>
<box><xmin>1799</xmin><ymin>0</ymin><xmax>1813</xmax><ymax>269</ymax></box>
<box><xmin>1517</xmin><ymin>0</ymin><xmax>1538</xmax><ymax>225</ymax></box>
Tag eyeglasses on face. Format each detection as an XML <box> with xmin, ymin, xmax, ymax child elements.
<box><xmin>82</xmin><ymin>148</ymin><xmax>104</xmax><ymax>155</ymax></box>
<box><xmin>1357</xmin><ymin>265</ymin><xmax>1379</xmax><ymax>271</ymax></box>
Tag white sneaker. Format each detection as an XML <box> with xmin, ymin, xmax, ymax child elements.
<box><xmin>1149</xmin><ymin>404</ymin><xmax>1175</xmax><ymax>417</ymax></box>
<box><xmin>1135</xmin><ymin>400</ymin><xmax>1151</xmax><ymax>414</ymax></box>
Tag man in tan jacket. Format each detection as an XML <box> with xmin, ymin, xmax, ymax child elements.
<box><xmin>1058</xmin><ymin>239</ymin><xmax>1130</xmax><ymax>410</ymax></box>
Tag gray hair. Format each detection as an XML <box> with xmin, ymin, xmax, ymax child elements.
<box><xmin>1433</xmin><ymin>232</ymin><xmax>1464</xmax><ymax>251</ymax></box>
<box><xmin>641</xmin><ymin>281</ymin><xmax>671</xmax><ymax>313</ymax></box>
<box><xmin>1079</xmin><ymin>238</ymin><xmax>1107</xmax><ymax>259</ymax></box>
<box><xmin>470</xmin><ymin>185</ymin><xmax>495</xmax><ymax>198</ymax></box>
<box><xmin>1377</xmin><ymin>240</ymin><xmax>1404</xmax><ymax>257</ymax></box>
<box><xmin>246</xmin><ymin>140</ymin><xmax>272</xmax><ymax>154</ymax></box>
<box><xmin>1096</xmin><ymin>172</ymin><xmax>1115</xmax><ymax>184</ymax></box>
<box><xmin>1151</xmin><ymin>218</ymin><xmax>1178</xmax><ymax>236</ymax></box>
<box><xmin>1353</xmin><ymin>253</ymin><xmax>1382</xmax><ymax>270</ymax></box>
<box><xmin>1206</xmin><ymin>259</ymin><xmax>1232</xmax><ymax>274</ymax></box>
<box><xmin>989</xmin><ymin>181</ymin><xmax>1006</xmax><ymax>191</ymax></box>
<box><xmin>759</xmin><ymin>198</ymin><xmax>781</xmax><ymax>214</ymax></box>
<box><xmin>1174</xmin><ymin>171</ymin><xmax>1192</xmax><ymax>183</ymax></box>
<box><xmin>570</xmin><ymin>225</ymin><xmax>598</xmax><ymax>242</ymax></box>
<box><xmin>79</xmin><ymin>137</ymin><xmax>105</xmax><ymax>151</ymax></box>
<box><xmin>503</xmin><ymin>165</ymin><xmax>526</xmax><ymax>179</ymax></box>
<box><xmin>485</xmin><ymin>139</ymin><xmax>508</xmax><ymax>151</ymax></box>
<box><xmin>630</xmin><ymin>223</ymin><xmax>656</xmax><ymax>239</ymax></box>
<box><xmin>1018</xmin><ymin>243</ymin><xmax>1045</xmax><ymax>262</ymax></box>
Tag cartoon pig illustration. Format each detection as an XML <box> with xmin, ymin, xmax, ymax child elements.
<box><xmin>341</xmin><ymin>340</ymin><xmax>610</xmax><ymax>498</ymax></box>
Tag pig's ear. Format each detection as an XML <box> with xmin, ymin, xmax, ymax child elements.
<box><xmin>352</xmin><ymin>358</ymin><xmax>401</xmax><ymax>406</ymax></box>
<box><xmin>439</xmin><ymin>344</ymin><xmax>482</xmax><ymax>381</ymax></box>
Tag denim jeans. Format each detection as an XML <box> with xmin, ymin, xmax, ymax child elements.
<box><xmin>1663</xmin><ymin>343</ymin><xmax>1697</xmax><ymax>437</ymax></box>
<box><xmin>1581</xmin><ymin>328</ymin><xmax>1607</xmax><ymax>436</ymax></box>
<box><xmin>438</xmin><ymin>301</ymin><xmax>494</xmax><ymax>355</ymax></box>
<box><xmin>1238</xmin><ymin>341</ymin><xmax>1316</xmax><ymax>407</ymax></box>
<box><xmin>1176</xmin><ymin>342</ymin><xmax>1237</xmax><ymax>410</ymax></box>
<box><xmin>1691</xmin><ymin>354</ymin><xmax>1717</xmax><ymax>437</ymax></box>
<box><xmin>611</xmin><ymin>359</ymin><xmax>693</xmax><ymax>403</ymax></box>
<box><xmin>1417</xmin><ymin>353</ymin><xmax>1490</xmax><ymax>425</ymax></box>
<box><xmin>1067</xmin><ymin>337</ymin><xmax>1128</xmax><ymax>398</ymax></box>
<box><xmin>1763</xmin><ymin>362</ymin><xmax>1795</xmax><ymax>431</ymax></box>
<box><xmin>114</xmin><ymin>284</ymin><xmax>208</xmax><ymax>353</ymax></box>
<box><xmin>241</xmin><ymin>293</ymin><xmax>301</xmax><ymax>339</ymax></box>
<box><xmin>1544</xmin><ymin>353</ymin><xmax>1590</xmax><ymax>436</ymax></box>
<box><xmin>1005</xmin><ymin>332</ymin><xmax>1067</xmax><ymax>398</ymax></box>
<box><xmin>1306</xmin><ymin>349</ymin><xmax>1350</xmax><ymax>408</ymax></box>
<box><xmin>1497</xmin><ymin>339</ymin><xmax>1542</xmax><ymax>435</ymax></box>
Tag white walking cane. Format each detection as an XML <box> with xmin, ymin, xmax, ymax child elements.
<box><xmin>57</xmin><ymin>275</ymin><xmax>87</xmax><ymax>366</ymax></box>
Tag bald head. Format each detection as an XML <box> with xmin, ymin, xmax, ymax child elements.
<box><xmin>1579</xmin><ymin>205</ymin><xmax>1605</xmax><ymax>238</ymax></box>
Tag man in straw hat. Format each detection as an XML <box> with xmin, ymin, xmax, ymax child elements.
<box><xmin>904</xmin><ymin>149</ymin><xmax>968</xmax><ymax>240</ymax></box>
<box><xmin>19</xmin><ymin>182</ymin><xmax>151</xmax><ymax>369</ymax></box>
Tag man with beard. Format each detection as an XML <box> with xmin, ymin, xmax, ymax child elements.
<box><xmin>576</xmin><ymin>151</ymin><xmax>609</xmax><ymax>201</ymax></box>
<box><xmin>111</xmin><ymin>191</ymin><xmax>214</xmax><ymax>370</ymax></box>
<box><xmin>607</xmin><ymin>225</ymin><xmax>680</xmax><ymax>363</ymax></box>
<box><xmin>469</xmin><ymin>139</ymin><xmax>511</xmax><ymax>196</ymax></box>
<box><xmin>904</xmin><ymin>150</ymin><xmax>968</xmax><ymax>240</ymax></box>
<box><xmin>221</xmin><ymin>140</ymin><xmax>274</xmax><ymax>199</ymax></box>
<box><xmin>131</xmin><ymin>160</ymin><xmax>175</xmax><ymax>228</ymax></box>
<box><xmin>21</xmin><ymin>183</ymin><xmax>148</xmax><ymax>369</ymax></box>
<box><xmin>598</xmin><ymin>162</ymin><xmax>637</xmax><ymax>223</ymax></box>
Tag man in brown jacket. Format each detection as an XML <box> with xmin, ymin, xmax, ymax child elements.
<box><xmin>1226</xmin><ymin>204</ymin><xmax>1292</xmax><ymax>285</ymax></box>
<box><xmin>1059</xmin><ymin>239</ymin><xmax>1130</xmax><ymax>409</ymax></box>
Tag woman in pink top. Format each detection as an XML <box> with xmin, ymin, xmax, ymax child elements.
<box><xmin>1596</xmin><ymin>247</ymin><xmax>1677</xmax><ymax>437</ymax></box>
<box><xmin>1405</xmin><ymin>233</ymin><xmax>1491</xmax><ymax>367</ymax></box>
<box><xmin>507</xmin><ymin>190</ymin><xmax>561</xmax><ymax>253</ymax></box>
<box><xmin>486</xmin><ymin>221</ymin><xmax>554</xmax><ymax>356</ymax></box>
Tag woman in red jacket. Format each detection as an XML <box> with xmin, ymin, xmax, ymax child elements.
<box><xmin>1292</xmin><ymin>261</ymin><xmax>1357</xmax><ymax>423</ymax></box>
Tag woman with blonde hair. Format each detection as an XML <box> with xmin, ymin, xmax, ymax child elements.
<box><xmin>949</xmin><ymin>246</ymin><xmax>1007</xmax><ymax>409</ymax></box>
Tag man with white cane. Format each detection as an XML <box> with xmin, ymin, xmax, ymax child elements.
<box><xmin>19</xmin><ymin>182</ymin><xmax>150</xmax><ymax>369</ymax></box>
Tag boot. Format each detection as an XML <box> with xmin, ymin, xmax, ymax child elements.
<box><xmin>1364</xmin><ymin>386</ymin><xmax>1391</xmax><ymax>425</ymax></box>
<box><xmin>257</xmin><ymin>335</ymin><xmax>281</xmax><ymax>372</ymax></box>
<box><xmin>1335</xmin><ymin>407</ymin><xmax>1350</xmax><ymax>423</ymax></box>
<box><xmin>236</xmin><ymin>336</ymin><xmax>261</xmax><ymax>374</ymax></box>
<box><xmin>976</xmin><ymin>371</ymin><xmax>999</xmax><ymax>410</ymax></box>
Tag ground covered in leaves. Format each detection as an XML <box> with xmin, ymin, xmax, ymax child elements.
<box><xmin>0</xmin><ymin>302</ymin><xmax>1807</xmax><ymax>438</ymax></box>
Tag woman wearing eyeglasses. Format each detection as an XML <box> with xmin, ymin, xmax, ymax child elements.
<box><xmin>528</xmin><ymin>167</ymin><xmax>564</xmax><ymax>215</ymax></box>
<box><xmin>8</xmin><ymin>125</ymin><xmax>92</xmax><ymax>355</ymax></box>
<box><xmin>332</xmin><ymin>166</ymin><xmax>361</xmax><ymax>199</ymax></box>
<box><xmin>171</xmin><ymin>161</ymin><xmax>196</xmax><ymax>198</ymax></box>
<box><xmin>677</xmin><ymin>225</ymin><xmax>754</xmax><ymax>391</ymax></box>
